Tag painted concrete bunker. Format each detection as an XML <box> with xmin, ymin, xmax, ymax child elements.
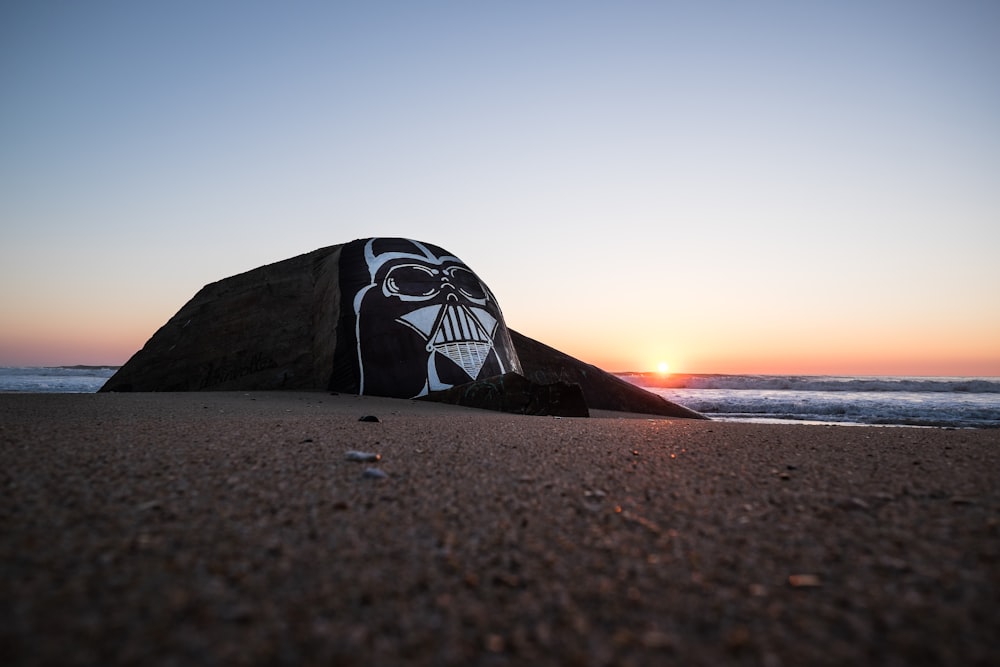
<box><xmin>100</xmin><ymin>238</ymin><xmax>705</xmax><ymax>419</ymax></box>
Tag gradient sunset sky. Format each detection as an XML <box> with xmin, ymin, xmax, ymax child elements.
<box><xmin>2</xmin><ymin>1</ymin><xmax>998</xmax><ymax>375</ymax></box>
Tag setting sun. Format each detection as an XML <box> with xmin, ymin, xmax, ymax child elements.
<box><xmin>657</xmin><ymin>361</ymin><xmax>670</xmax><ymax>374</ymax></box>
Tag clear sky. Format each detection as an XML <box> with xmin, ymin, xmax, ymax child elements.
<box><xmin>2</xmin><ymin>1</ymin><xmax>998</xmax><ymax>375</ymax></box>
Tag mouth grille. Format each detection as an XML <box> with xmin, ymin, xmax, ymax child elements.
<box><xmin>433</xmin><ymin>305</ymin><xmax>489</xmax><ymax>344</ymax></box>
<box><xmin>431</xmin><ymin>305</ymin><xmax>492</xmax><ymax>379</ymax></box>
<box><xmin>396</xmin><ymin>303</ymin><xmax>499</xmax><ymax>381</ymax></box>
<box><xmin>434</xmin><ymin>341</ymin><xmax>493</xmax><ymax>379</ymax></box>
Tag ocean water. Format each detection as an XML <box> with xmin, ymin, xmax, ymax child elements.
<box><xmin>3</xmin><ymin>367</ymin><xmax>998</xmax><ymax>428</ymax></box>
<box><xmin>619</xmin><ymin>373</ymin><xmax>1000</xmax><ymax>429</ymax></box>
<box><xmin>0</xmin><ymin>366</ymin><xmax>118</xmax><ymax>393</ymax></box>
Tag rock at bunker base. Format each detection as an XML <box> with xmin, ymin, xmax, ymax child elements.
<box><xmin>419</xmin><ymin>373</ymin><xmax>590</xmax><ymax>418</ymax></box>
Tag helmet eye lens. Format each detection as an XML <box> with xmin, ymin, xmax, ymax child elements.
<box><xmin>384</xmin><ymin>264</ymin><xmax>438</xmax><ymax>299</ymax></box>
<box><xmin>447</xmin><ymin>267</ymin><xmax>486</xmax><ymax>301</ymax></box>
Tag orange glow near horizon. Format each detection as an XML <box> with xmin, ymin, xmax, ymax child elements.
<box><xmin>2</xmin><ymin>314</ymin><xmax>999</xmax><ymax>378</ymax></box>
<box><xmin>0</xmin><ymin>316</ymin><xmax>154</xmax><ymax>367</ymax></box>
<box><xmin>544</xmin><ymin>329</ymin><xmax>1000</xmax><ymax>378</ymax></box>
<box><xmin>3</xmin><ymin>306</ymin><xmax>999</xmax><ymax>377</ymax></box>
<box><xmin>3</xmin><ymin>330</ymin><xmax>999</xmax><ymax>377</ymax></box>
<box><xmin>606</xmin><ymin>351</ymin><xmax>1000</xmax><ymax>378</ymax></box>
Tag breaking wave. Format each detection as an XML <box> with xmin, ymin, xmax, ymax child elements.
<box><xmin>0</xmin><ymin>367</ymin><xmax>118</xmax><ymax>393</ymax></box>
<box><xmin>619</xmin><ymin>374</ymin><xmax>1000</xmax><ymax>428</ymax></box>
<box><xmin>622</xmin><ymin>373</ymin><xmax>1000</xmax><ymax>394</ymax></box>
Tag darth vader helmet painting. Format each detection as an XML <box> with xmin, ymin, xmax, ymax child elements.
<box><xmin>331</xmin><ymin>238</ymin><xmax>522</xmax><ymax>398</ymax></box>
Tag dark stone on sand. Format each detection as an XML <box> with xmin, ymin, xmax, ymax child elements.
<box><xmin>345</xmin><ymin>451</ymin><xmax>381</xmax><ymax>462</ymax></box>
<box><xmin>420</xmin><ymin>372</ymin><xmax>590</xmax><ymax>418</ymax></box>
<box><xmin>99</xmin><ymin>239</ymin><xmax>705</xmax><ymax>419</ymax></box>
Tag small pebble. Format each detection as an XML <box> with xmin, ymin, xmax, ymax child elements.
<box><xmin>788</xmin><ymin>573</ymin><xmax>821</xmax><ymax>588</ymax></box>
<box><xmin>485</xmin><ymin>634</ymin><xmax>505</xmax><ymax>653</ymax></box>
<box><xmin>345</xmin><ymin>450</ymin><xmax>381</xmax><ymax>462</ymax></box>
<box><xmin>876</xmin><ymin>555</ymin><xmax>910</xmax><ymax>571</ymax></box>
<box><xmin>362</xmin><ymin>467</ymin><xmax>388</xmax><ymax>480</ymax></box>
<box><xmin>725</xmin><ymin>625</ymin><xmax>751</xmax><ymax>650</ymax></box>
<box><xmin>358</xmin><ymin>415</ymin><xmax>380</xmax><ymax>423</ymax></box>
<box><xmin>835</xmin><ymin>497</ymin><xmax>870</xmax><ymax>510</ymax></box>
<box><xmin>640</xmin><ymin>629</ymin><xmax>675</xmax><ymax>649</ymax></box>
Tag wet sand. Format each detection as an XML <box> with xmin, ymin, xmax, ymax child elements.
<box><xmin>2</xmin><ymin>392</ymin><xmax>998</xmax><ymax>666</ymax></box>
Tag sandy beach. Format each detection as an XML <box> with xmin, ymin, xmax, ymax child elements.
<box><xmin>2</xmin><ymin>392</ymin><xmax>997</xmax><ymax>666</ymax></box>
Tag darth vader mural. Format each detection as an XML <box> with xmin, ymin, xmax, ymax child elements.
<box><xmin>331</xmin><ymin>238</ymin><xmax>523</xmax><ymax>398</ymax></box>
